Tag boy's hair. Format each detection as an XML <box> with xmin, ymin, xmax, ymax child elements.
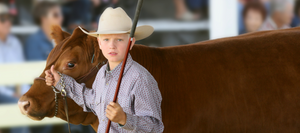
<box><xmin>32</xmin><ymin>1</ymin><xmax>59</xmax><ymax>25</ymax></box>
<box><xmin>295</xmin><ymin>0</ymin><xmax>300</xmax><ymax>16</ymax></box>
<box><xmin>97</xmin><ymin>34</ymin><xmax>130</xmax><ymax>38</ymax></box>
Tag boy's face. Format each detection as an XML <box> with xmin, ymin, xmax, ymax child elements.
<box><xmin>97</xmin><ymin>34</ymin><xmax>135</xmax><ymax>64</ymax></box>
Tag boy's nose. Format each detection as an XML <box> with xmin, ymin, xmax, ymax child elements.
<box><xmin>108</xmin><ymin>42</ymin><xmax>116</xmax><ymax>49</ymax></box>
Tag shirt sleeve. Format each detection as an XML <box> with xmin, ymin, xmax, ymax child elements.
<box><xmin>121</xmin><ymin>74</ymin><xmax>164</xmax><ymax>132</ymax></box>
<box><xmin>55</xmin><ymin>74</ymin><xmax>96</xmax><ymax>112</ymax></box>
<box><xmin>13</xmin><ymin>36</ymin><xmax>25</xmax><ymax>62</ymax></box>
<box><xmin>25</xmin><ymin>37</ymin><xmax>44</xmax><ymax>61</ymax></box>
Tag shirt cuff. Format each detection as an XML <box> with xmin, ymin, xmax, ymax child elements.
<box><xmin>54</xmin><ymin>77</ymin><xmax>62</xmax><ymax>91</ymax></box>
<box><xmin>120</xmin><ymin>113</ymin><xmax>135</xmax><ymax>130</ymax></box>
<box><xmin>54</xmin><ymin>74</ymin><xmax>69</xmax><ymax>91</ymax></box>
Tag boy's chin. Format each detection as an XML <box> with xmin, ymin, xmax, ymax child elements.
<box><xmin>107</xmin><ymin>58</ymin><xmax>123</xmax><ymax>63</ymax></box>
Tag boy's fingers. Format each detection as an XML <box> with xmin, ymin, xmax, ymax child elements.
<box><xmin>46</xmin><ymin>75</ymin><xmax>52</xmax><ymax>79</ymax></box>
<box><xmin>45</xmin><ymin>70</ymin><xmax>50</xmax><ymax>77</ymax></box>
<box><xmin>107</xmin><ymin>105</ymin><xmax>118</xmax><ymax>114</ymax></box>
<box><xmin>47</xmin><ymin>70</ymin><xmax>52</xmax><ymax>75</ymax></box>
<box><xmin>106</xmin><ymin>105</ymin><xmax>114</xmax><ymax>111</ymax></box>
<box><xmin>46</xmin><ymin>81</ymin><xmax>53</xmax><ymax>85</ymax></box>
<box><xmin>111</xmin><ymin>102</ymin><xmax>122</xmax><ymax>110</ymax></box>
<box><xmin>106</xmin><ymin>111</ymin><xmax>115</xmax><ymax>119</ymax></box>
<box><xmin>110</xmin><ymin>102</ymin><xmax>117</xmax><ymax>107</ymax></box>
<box><xmin>106</xmin><ymin>113</ymin><xmax>111</xmax><ymax>119</ymax></box>
<box><xmin>106</xmin><ymin>108</ymin><xmax>111</xmax><ymax>114</ymax></box>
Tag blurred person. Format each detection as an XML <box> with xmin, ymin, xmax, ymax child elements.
<box><xmin>291</xmin><ymin>0</ymin><xmax>300</xmax><ymax>27</ymax></box>
<box><xmin>26</xmin><ymin>2</ymin><xmax>96</xmax><ymax>133</ymax></box>
<box><xmin>238</xmin><ymin>0</ymin><xmax>247</xmax><ymax>34</ymax></box>
<box><xmin>24</xmin><ymin>1</ymin><xmax>61</xmax><ymax>133</ymax></box>
<box><xmin>185</xmin><ymin>0</ymin><xmax>208</xmax><ymax>18</ymax></box>
<box><xmin>62</xmin><ymin>0</ymin><xmax>92</xmax><ymax>31</ymax></box>
<box><xmin>259</xmin><ymin>0</ymin><xmax>294</xmax><ymax>31</ymax></box>
<box><xmin>25</xmin><ymin>1</ymin><xmax>63</xmax><ymax>61</ymax></box>
<box><xmin>173</xmin><ymin>0</ymin><xmax>207</xmax><ymax>21</ymax></box>
<box><xmin>260</xmin><ymin>0</ymin><xmax>271</xmax><ymax>13</ymax></box>
<box><xmin>0</xmin><ymin>3</ymin><xmax>30</xmax><ymax>133</ymax></box>
<box><xmin>239</xmin><ymin>0</ymin><xmax>271</xmax><ymax>34</ymax></box>
<box><xmin>91</xmin><ymin>0</ymin><xmax>102</xmax><ymax>29</ymax></box>
<box><xmin>242</xmin><ymin>1</ymin><xmax>267</xmax><ymax>33</ymax></box>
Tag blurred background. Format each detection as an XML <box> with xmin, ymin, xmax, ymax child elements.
<box><xmin>0</xmin><ymin>0</ymin><xmax>298</xmax><ymax>133</ymax></box>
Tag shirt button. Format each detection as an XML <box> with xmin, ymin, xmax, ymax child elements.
<box><xmin>106</xmin><ymin>83</ymin><xmax>108</xmax><ymax>85</ymax></box>
<box><xmin>102</xmin><ymin>119</ymin><xmax>104</xmax><ymax>121</ymax></box>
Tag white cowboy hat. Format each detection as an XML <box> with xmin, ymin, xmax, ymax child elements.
<box><xmin>79</xmin><ymin>7</ymin><xmax>154</xmax><ymax>41</ymax></box>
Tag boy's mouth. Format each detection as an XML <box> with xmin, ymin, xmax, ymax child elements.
<box><xmin>109</xmin><ymin>52</ymin><xmax>117</xmax><ymax>56</ymax></box>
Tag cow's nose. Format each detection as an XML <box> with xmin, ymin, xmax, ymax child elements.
<box><xmin>18</xmin><ymin>100</ymin><xmax>30</xmax><ymax>115</ymax></box>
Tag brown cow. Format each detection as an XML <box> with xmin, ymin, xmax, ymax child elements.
<box><xmin>19</xmin><ymin>25</ymin><xmax>300</xmax><ymax>132</ymax></box>
<box><xmin>18</xmin><ymin>26</ymin><xmax>104</xmax><ymax>131</ymax></box>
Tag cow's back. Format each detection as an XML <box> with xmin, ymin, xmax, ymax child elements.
<box><xmin>131</xmin><ymin>27</ymin><xmax>300</xmax><ymax>132</ymax></box>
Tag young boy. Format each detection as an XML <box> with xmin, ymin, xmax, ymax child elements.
<box><xmin>45</xmin><ymin>7</ymin><xmax>164</xmax><ymax>132</ymax></box>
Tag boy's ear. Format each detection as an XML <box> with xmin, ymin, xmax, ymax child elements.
<box><xmin>130</xmin><ymin>37</ymin><xmax>136</xmax><ymax>50</ymax></box>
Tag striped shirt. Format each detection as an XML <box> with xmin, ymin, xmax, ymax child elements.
<box><xmin>55</xmin><ymin>54</ymin><xmax>164</xmax><ymax>133</ymax></box>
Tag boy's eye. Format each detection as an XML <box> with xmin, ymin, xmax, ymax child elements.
<box><xmin>103</xmin><ymin>39</ymin><xmax>109</xmax><ymax>41</ymax></box>
<box><xmin>117</xmin><ymin>39</ymin><xmax>123</xmax><ymax>41</ymax></box>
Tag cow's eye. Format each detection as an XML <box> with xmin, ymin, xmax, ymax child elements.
<box><xmin>68</xmin><ymin>63</ymin><xmax>75</xmax><ymax>68</ymax></box>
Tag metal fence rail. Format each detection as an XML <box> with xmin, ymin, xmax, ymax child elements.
<box><xmin>0</xmin><ymin>61</ymin><xmax>46</xmax><ymax>85</ymax></box>
<box><xmin>0</xmin><ymin>62</ymin><xmax>66</xmax><ymax>128</ymax></box>
<box><xmin>0</xmin><ymin>104</ymin><xmax>66</xmax><ymax>128</ymax></box>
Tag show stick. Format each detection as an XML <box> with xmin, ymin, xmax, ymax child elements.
<box><xmin>105</xmin><ymin>0</ymin><xmax>144</xmax><ymax>132</ymax></box>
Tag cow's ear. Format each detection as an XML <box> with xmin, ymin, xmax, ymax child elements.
<box><xmin>61</xmin><ymin>26</ymin><xmax>89</xmax><ymax>50</ymax></box>
<box><xmin>51</xmin><ymin>25</ymin><xmax>71</xmax><ymax>46</ymax></box>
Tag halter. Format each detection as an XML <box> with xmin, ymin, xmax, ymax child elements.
<box><xmin>34</xmin><ymin>60</ymin><xmax>105</xmax><ymax>133</ymax></box>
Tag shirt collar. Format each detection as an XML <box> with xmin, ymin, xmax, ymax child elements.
<box><xmin>267</xmin><ymin>17</ymin><xmax>277</xmax><ymax>29</ymax></box>
<box><xmin>0</xmin><ymin>35</ymin><xmax>11</xmax><ymax>45</ymax></box>
<box><xmin>267</xmin><ymin>17</ymin><xmax>290</xmax><ymax>29</ymax></box>
<box><xmin>103</xmin><ymin>54</ymin><xmax>134</xmax><ymax>80</ymax></box>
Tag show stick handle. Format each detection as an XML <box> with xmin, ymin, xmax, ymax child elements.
<box><xmin>105</xmin><ymin>39</ymin><xmax>133</xmax><ymax>133</ymax></box>
<box><xmin>105</xmin><ymin>0</ymin><xmax>144</xmax><ymax>132</ymax></box>
<box><xmin>130</xmin><ymin>0</ymin><xmax>144</xmax><ymax>38</ymax></box>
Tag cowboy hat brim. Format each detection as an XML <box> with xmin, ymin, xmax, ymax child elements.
<box><xmin>78</xmin><ymin>25</ymin><xmax>154</xmax><ymax>41</ymax></box>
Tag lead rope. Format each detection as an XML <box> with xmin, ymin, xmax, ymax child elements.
<box><xmin>57</xmin><ymin>72</ymin><xmax>72</xmax><ymax>133</ymax></box>
<box><xmin>51</xmin><ymin>86</ymin><xmax>60</xmax><ymax>116</ymax></box>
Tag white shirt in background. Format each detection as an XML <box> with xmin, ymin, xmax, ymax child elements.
<box><xmin>0</xmin><ymin>34</ymin><xmax>30</xmax><ymax>96</ymax></box>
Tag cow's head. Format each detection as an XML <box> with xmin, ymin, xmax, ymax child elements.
<box><xmin>18</xmin><ymin>26</ymin><xmax>106</xmax><ymax>128</ymax></box>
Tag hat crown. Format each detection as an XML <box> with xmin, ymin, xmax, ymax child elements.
<box><xmin>98</xmin><ymin>7</ymin><xmax>132</xmax><ymax>32</ymax></box>
<box><xmin>78</xmin><ymin>7</ymin><xmax>154</xmax><ymax>40</ymax></box>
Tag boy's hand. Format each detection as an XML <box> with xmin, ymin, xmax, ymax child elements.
<box><xmin>106</xmin><ymin>102</ymin><xmax>127</xmax><ymax>125</ymax></box>
<box><xmin>45</xmin><ymin>65</ymin><xmax>60</xmax><ymax>86</ymax></box>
